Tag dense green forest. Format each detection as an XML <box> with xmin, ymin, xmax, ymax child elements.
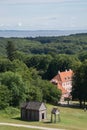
<box><xmin>0</xmin><ymin>33</ymin><xmax>87</xmax><ymax>56</ymax></box>
<box><xmin>0</xmin><ymin>33</ymin><xmax>87</xmax><ymax>109</ymax></box>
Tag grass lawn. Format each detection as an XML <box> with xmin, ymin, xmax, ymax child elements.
<box><xmin>0</xmin><ymin>126</ymin><xmax>40</xmax><ymax>130</ymax></box>
<box><xmin>0</xmin><ymin>104</ymin><xmax>87</xmax><ymax>130</ymax></box>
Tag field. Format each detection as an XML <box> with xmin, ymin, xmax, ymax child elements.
<box><xmin>0</xmin><ymin>104</ymin><xmax>87</xmax><ymax>130</ymax></box>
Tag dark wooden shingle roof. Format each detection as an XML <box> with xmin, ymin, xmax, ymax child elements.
<box><xmin>20</xmin><ymin>102</ymin><xmax>28</xmax><ymax>108</ymax></box>
<box><xmin>21</xmin><ymin>101</ymin><xmax>46</xmax><ymax>111</ymax></box>
<box><xmin>26</xmin><ymin>102</ymin><xmax>42</xmax><ymax>110</ymax></box>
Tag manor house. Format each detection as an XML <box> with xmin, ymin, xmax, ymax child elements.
<box><xmin>51</xmin><ymin>69</ymin><xmax>73</xmax><ymax>102</ymax></box>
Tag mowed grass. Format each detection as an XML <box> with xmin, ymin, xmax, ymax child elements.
<box><xmin>0</xmin><ymin>126</ymin><xmax>40</xmax><ymax>130</ymax></box>
<box><xmin>0</xmin><ymin>104</ymin><xmax>87</xmax><ymax>130</ymax></box>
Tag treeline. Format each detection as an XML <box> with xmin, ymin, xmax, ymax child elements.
<box><xmin>0</xmin><ymin>33</ymin><xmax>87</xmax><ymax>56</ymax></box>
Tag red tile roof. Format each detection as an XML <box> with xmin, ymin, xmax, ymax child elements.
<box><xmin>59</xmin><ymin>70</ymin><xmax>73</xmax><ymax>82</ymax></box>
<box><xmin>51</xmin><ymin>69</ymin><xmax>73</xmax><ymax>95</ymax></box>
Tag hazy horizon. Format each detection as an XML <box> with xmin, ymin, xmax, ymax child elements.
<box><xmin>0</xmin><ymin>29</ymin><xmax>87</xmax><ymax>31</ymax></box>
<box><xmin>0</xmin><ymin>29</ymin><xmax>87</xmax><ymax>38</ymax></box>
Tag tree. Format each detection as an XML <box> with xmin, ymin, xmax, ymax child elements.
<box><xmin>13</xmin><ymin>51</ymin><xmax>25</xmax><ymax>61</ymax></box>
<box><xmin>6</xmin><ymin>41</ymin><xmax>16</xmax><ymax>61</ymax></box>
<box><xmin>0</xmin><ymin>58</ymin><xmax>12</xmax><ymax>72</ymax></box>
<box><xmin>0</xmin><ymin>71</ymin><xmax>27</xmax><ymax>106</ymax></box>
<box><xmin>46</xmin><ymin>54</ymin><xmax>80</xmax><ymax>79</ymax></box>
<box><xmin>78</xmin><ymin>51</ymin><xmax>87</xmax><ymax>62</ymax></box>
<box><xmin>26</xmin><ymin>85</ymin><xmax>43</xmax><ymax>102</ymax></box>
<box><xmin>0</xmin><ymin>85</ymin><xmax>10</xmax><ymax>109</ymax></box>
<box><xmin>32</xmin><ymin>78</ymin><xmax>61</xmax><ymax>104</ymax></box>
<box><xmin>72</xmin><ymin>60</ymin><xmax>87</xmax><ymax>107</ymax></box>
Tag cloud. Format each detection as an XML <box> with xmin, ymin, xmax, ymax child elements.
<box><xmin>18</xmin><ymin>22</ymin><xmax>22</xmax><ymax>27</ymax></box>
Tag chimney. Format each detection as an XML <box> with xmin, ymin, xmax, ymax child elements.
<box><xmin>58</xmin><ymin>71</ymin><xmax>60</xmax><ymax>74</ymax></box>
<box><xmin>69</xmin><ymin>69</ymin><xmax>71</xmax><ymax>71</ymax></box>
<box><xmin>65</xmin><ymin>69</ymin><xmax>67</xmax><ymax>72</ymax></box>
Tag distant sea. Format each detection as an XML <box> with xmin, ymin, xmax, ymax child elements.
<box><xmin>0</xmin><ymin>30</ymin><xmax>87</xmax><ymax>38</ymax></box>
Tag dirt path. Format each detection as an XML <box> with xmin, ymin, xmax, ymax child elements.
<box><xmin>0</xmin><ymin>122</ymin><xmax>65</xmax><ymax>130</ymax></box>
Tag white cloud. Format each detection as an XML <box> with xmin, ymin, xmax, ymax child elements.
<box><xmin>18</xmin><ymin>22</ymin><xmax>22</xmax><ymax>27</ymax></box>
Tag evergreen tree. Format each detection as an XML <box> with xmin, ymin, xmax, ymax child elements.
<box><xmin>6</xmin><ymin>41</ymin><xmax>16</xmax><ymax>61</ymax></box>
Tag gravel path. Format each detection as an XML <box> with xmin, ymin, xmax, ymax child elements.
<box><xmin>0</xmin><ymin>122</ymin><xmax>65</xmax><ymax>130</ymax></box>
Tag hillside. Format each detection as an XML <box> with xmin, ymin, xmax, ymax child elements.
<box><xmin>0</xmin><ymin>33</ymin><xmax>87</xmax><ymax>119</ymax></box>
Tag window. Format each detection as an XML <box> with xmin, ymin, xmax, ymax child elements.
<box><xmin>65</xmin><ymin>77</ymin><xmax>67</xmax><ymax>80</ymax></box>
<box><xmin>68</xmin><ymin>77</ymin><xmax>71</xmax><ymax>80</ymax></box>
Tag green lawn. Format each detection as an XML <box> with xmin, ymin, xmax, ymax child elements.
<box><xmin>0</xmin><ymin>104</ymin><xmax>87</xmax><ymax>130</ymax></box>
<box><xmin>0</xmin><ymin>126</ymin><xmax>40</xmax><ymax>130</ymax></box>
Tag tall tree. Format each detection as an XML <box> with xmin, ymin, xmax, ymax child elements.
<box><xmin>6</xmin><ymin>41</ymin><xmax>16</xmax><ymax>61</ymax></box>
<box><xmin>72</xmin><ymin>60</ymin><xmax>87</xmax><ymax>107</ymax></box>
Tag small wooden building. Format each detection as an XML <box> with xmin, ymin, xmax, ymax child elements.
<box><xmin>21</xmin><ymin>101</ymin><xmax>46</xmax><ymax>121</ymax></box>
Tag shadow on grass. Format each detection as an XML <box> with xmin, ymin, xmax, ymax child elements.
<box><xmin>12</xmin><ymin>117</ymin><xmax>40</xmax><ymax>123</ymax></box>
<box><xmin>58</xmin><ymin>104</ymin><xmax>87</xmax><ymax>110</ymax></box>
<box><xmin>43</xmin><ymin>121</ymin><xmax>61</xmax><ymax>125</ymax></box>
<box><xmin>12</xmin><ymin>117</ymin><xmax>53</xmax><ymax>124</ymax></box>
<box><xmin>12</xmin><ymin>117</ymin><xmax>21</xmax><ymax>121</ymax></box>
<box><xmin>58</xmin><ymin>103</ymin><xmax>82</xmax><ymax>109</ymax></box>
<box><xmin>43</xmin><ymin>121</ymin><xmax>52</xmax><ymax>124</ymax></box>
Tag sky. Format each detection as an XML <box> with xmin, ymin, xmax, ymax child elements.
<box><xmin>0</xmin><ymin>0</ymin><xmax>87</xmax><ymax>30</ymax></box>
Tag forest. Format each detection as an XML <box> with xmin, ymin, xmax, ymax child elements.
<box><xmin>0</xmin><ymin>33</ymin><xmax>87</xmax><ymax>109</ymax></box>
